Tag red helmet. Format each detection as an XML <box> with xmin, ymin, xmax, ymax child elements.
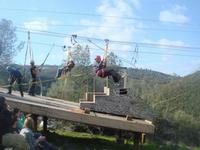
<box><xmin>95</xmin><ymin>55</ymin><xmax>101</xmax><ymax>62</ymax></box>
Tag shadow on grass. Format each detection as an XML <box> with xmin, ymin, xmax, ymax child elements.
<box><xmin>44</xmin><ymin>131</ymin><xmax>134</xmax><ymax>150</ymax></box>
<box><xmin>44</xmin><ymin>131</ymin><xmax>192</xmax><ymax>150</ymax></box>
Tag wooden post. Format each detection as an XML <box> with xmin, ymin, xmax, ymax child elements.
<box><xmin>43</xmin><ymin>116</ymin><xmax>48</xmax><ymax>133</ymax></box>
<box><xmin>116</xmin><ymin>130</ymin><xmax>124</xmax><ymax>144</ymax></box>
<box><xmin>134</xmin><ymin>132</ymin><xmax>142</xmax><ymax>149</ymax></box>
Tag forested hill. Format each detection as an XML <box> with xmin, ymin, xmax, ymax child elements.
<box><xmin>144</xmin><ymin>70</ymin><xmax>200</xmax><ymax>118</ymax></box>
<box><xmin>1</xmin><ymin>64</ymin><xmax>200</xmax><ymax>145</ymax></box>
<box><xmin>141</xmin><ymin>70</ymin><xmax>200</xmax><ymax>145</ymax></box>
<box><xmin>128</xmin><ymin>68</ymin><xmax>177</xmax><ymax>84</ymax></box>
<box><xmin>126</xmin><ymin>68</ymin><xmax>178</xmax><ymax>98</ymax></box>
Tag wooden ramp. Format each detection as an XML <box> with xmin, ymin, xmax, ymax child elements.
<box><xmin>0</xmin><ymin>88</ymin><xmax>154</xmax><ymax>134</ymax></box>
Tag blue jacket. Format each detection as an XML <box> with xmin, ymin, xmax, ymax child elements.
<box><xmin>8</xmin><ymin>68</ymin><xmax>22</xmax><ymax>79</ymax></box>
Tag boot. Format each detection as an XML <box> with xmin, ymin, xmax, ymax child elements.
<box><xmin>7</xmin><ymin>86</ymin><xmax>12</xmax><ymax>94</ymax></box>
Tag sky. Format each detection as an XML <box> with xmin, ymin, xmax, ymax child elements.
<box><xmin>0</xmin><ymin>0</ymin><xmax>200</xmax><ymax>76</ymax></box>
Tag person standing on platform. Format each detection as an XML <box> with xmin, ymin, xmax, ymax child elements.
<box><xmin>29</xmin><ymin>60</ymin><xmax>38</xmax><ymax>96</ymax></box>
<box><xmin>6</xmin><ymin>66</ymin><xmax>24</xmax><ymax>97</ymax></box>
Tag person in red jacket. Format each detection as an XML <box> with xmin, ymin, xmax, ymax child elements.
<box><xmin>93</xmin><ymin>55</ymin><xmax>121</xmax><ymax>83</ymax></box>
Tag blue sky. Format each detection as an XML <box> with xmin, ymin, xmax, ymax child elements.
<box><xmin>0</xmin><ymin>0</ymin><xmax>200</xmax><ymax>76</ymax></box>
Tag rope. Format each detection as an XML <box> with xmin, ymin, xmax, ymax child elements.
<box><xmin>0</xmin><ymin>73</ymin><xmax>85</xmax><ymax>88</ymax></box>
<box><xmin>88</xmin><ymin>39</ymin><xmax>135</xmax><ymax>67</ymax></box>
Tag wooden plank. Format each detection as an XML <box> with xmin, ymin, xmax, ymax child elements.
<box><xmin>0</xmin><ymin>90</ymin><xmax>155</xmax><ymax>134</ymax></box>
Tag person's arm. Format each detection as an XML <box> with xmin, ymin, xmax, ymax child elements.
<box><xmin>32</xmin><ymin>67</ymin><xmax>38</xmax><ymax>75</ymax></box>
<box><xmin>93</xmin><ymin>62</ymin><xmax>99</xmax><ymax>73</ymax></box>
<box><xmin>102</xmin><ymin>57</ymin><xmax>107</xmax><ymax>68</ymax></box>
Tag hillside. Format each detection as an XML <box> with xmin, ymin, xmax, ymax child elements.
<box><xmin>126</xmin><ymin>68</ymin><xmax>178</xmax><ymax>98</ymax></box>
<box><xmin>143</xmin><ymin>71</ymin><xmax>200</xmax><ymax>146</ymax></box>
<box><xmin>1</xmin><ymin>65</ymin><xmax>200</xmax><ymax>146</ymax></box>
<box><xmin>144</xmin><ymin>71</ymin><xmax>200</xmax><ymax>118</ymax></box>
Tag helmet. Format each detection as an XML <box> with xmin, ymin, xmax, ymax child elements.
<box><xmin>95</xmin><ymin>55</ymin><xmax>101</xmax><ymax>62</ymax></box>
<box><xmin>30</xmin><ymin>60</ymin><xmax>35</xmax><ymax>65</ymax></box>
<box><xmin>6</xmin><ymin>66</ymin><xmax>12</xmax><ymax>71</ymax></box>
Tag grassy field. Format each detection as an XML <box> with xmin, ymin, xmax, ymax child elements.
<box><xmin>44</xmin><ymin>130</ymin><xmax>199</xmax><ymax>150</ymax></box>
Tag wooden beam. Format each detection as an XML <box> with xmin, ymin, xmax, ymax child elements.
<box><xmin>0</xmin><ymin>91</ymin><xmax>154</xmax><ymax>134</ymax></box>
<box><xmin>43</xmin><ymin>116</ymin><xmax>48</xmax><ymax>133</ymax></box>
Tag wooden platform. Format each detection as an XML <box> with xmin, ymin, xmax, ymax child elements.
<box><xmin>0</xmin><ymin>88</ymin><xmax>154</xmax><ymax>134</ymax></box>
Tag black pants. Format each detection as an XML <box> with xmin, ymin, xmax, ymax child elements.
<box><xmin>8</xmin><ymin>77</ymin><xmax>23</xmax><ymax>97</ymax></box>
<box><xmin>96</xmin><ymin>69</ymin><xmax>121</xmax><ymax>83</ymax></box>
<box><xmin>29</xmin><ymin>78</ymin><xmax>36</xmax><ymax>96</ymax></box>
<box><xmin>56</xmin><ymin>65</ymin><xmax>74</xmax><ymax>78</ymax></box>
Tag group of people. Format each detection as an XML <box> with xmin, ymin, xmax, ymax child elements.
<box><xmin>56</xmin><ymin>55</ymin><xmax>121</xmax><ymax>83</ymax></box>
<box><xmin>6</xmin><ymin>60</ymin><xmax>38</xmax><ymax>97</ymax></box>
<box><xmin>6</xmin><ymin>55</ymin><xmax>121</xmax><ymax>97</ymax></box>
<box><xmin>0</xmin><ymin>96</ymin><xmax>55</xmax><ymax>150</ymax></box>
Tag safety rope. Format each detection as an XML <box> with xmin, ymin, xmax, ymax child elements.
<box><xmin>0</xmin><ymin>73</ymin><xmax>85</xmax><ymax>88</ymax></box>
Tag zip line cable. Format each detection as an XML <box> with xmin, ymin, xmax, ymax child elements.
<box><xmin>24</xmin><ymin>40</ymin><xmax>200</xmax><ymax>55</ymax></box>
<box><xmin>16</xmin><ymin>27</ymin><xmax>200</xmax><ymax>50</ymax></box>
<box><xmin>15</xmin><ymin>31</ymin><xmax>200</xmax><ymax>60</ymax></box>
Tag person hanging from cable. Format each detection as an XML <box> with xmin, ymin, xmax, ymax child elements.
<box><xmin>94</xmin><ymin>55</ymin><xmax>121</xmax><ymax>83</ymax></box>
<box><xmin>56</xmin><ymin>46</ymin><xmax>75</xmax><ymax>78</ymax></box>
<box><xmin>56</xmin><ymin>59</ymin><xmax>75</xmax><ymax>78</ymax></box>
<box><xmin>6</xmin><ymin>66</ymin><xmax>24</xmax><ymax>97</ymax></box>
<box><xmin>28</xmin><ymin>60</ymin><xmax>38</xmax><ymax>96</ymax></box>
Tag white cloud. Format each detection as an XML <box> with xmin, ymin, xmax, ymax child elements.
<box><xmin>129</xmin><ymin>0</ymin><xmax>141</xmax><ymax>9</ymax></box>
<box><xmin>68</xmin><ymin>0</ymin><xmax>141</xmax><ymax>57</ymax></box>
<box><xmin>159</xmin><ymin>5</ymin><xmax>189</xmax><ymax>24</ymax></box>
<box><xmin>143</xmin><ymin>38</ymin><xmax>187</xmax><ymax>48</ymax></box>
<box><xmin>24</xmin><ymin>20</ymin><xmax>48</xmax><ymax>31</ymax></box>
<box><xmin>76</xmin><ymin>0</ymin><xmax>139</xmax><ymax>42</ymax></box>
<box><xmin>143</xmin><ymin>38</ymin><xmax>187</xmax><ymax>62</ymax></box>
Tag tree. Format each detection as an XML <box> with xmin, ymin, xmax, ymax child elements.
<box><xmin>107</xmin><ymin>52</ymin><xmax>122</xmax><ymax>66</ymax></box>
<box><xmin>0</xmin><ymin>19</ymin><xmax>24</xmax><ymax>66</ymax></box>
<box><xmin>47</xmin><ymin>44</ymin><xmax>93</xmax><ymax>101</ymax></box>
<box><xmin>72</xmin><ymin>44</ymin><xmax>91</xmax><ymax>66</ymax></box>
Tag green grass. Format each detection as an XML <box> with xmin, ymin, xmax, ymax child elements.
<box><xmin>45</xmin><ymin>130</ymin><xmax>133</xmax><ymax>150</ymax></box>
<box><xmin>43</xmin><ymin>130</ymin><xmax>199</xmax><ymax>150</ymax></box>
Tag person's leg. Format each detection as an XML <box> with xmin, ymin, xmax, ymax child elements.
<box><xmin>17</xmin><ymin>77</ymin><xmax>23</xmax><ymax>97</ymax></box>
<box><xmin>8</xmin><ymin>78</ymin><xmax>15</xmax><ymax>94</ymax></box>
<box><xmin>32</xmin><ymin>78</ymin><xmax>36</xmax><ymax>96</ymax></box>
<box><xmin>108</xmin><ymin>69</ymin><xmax>121</xmax><ymax>83</ymax></box>
<box><xmin>56</xmin><ymin>68</ymin><xmax>62</xmax><ymax>78</ymax></box>
<box><xmin>29</xmin><ymin>78</ymin><xmax>36</xmax><ymax>96</ymax></box>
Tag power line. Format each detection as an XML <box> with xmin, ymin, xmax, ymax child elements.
<box><xmin>0</xmin><ymin>7</ymin><xmax>189</xmax><ymax>25</ymax></box>
<box><xmin>2</xmin><ymin>7</ymin><xmax>200</xmax><ymax>28</ymax></box>
<box><xmin>17</xmin><ymin>24</ymin><xmax>200</xmax><ymax>33</ymax></box>
<box><xmin>138</xmin><ymin>50</ymin><xmax>200</xmax><ymax>58</ymax></box>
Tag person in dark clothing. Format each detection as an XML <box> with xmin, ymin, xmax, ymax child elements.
<box><xmin>6</xmin><ymin>66</ymin><xmax>24</xmax><ymax>97</ymax></box>
<box><xmin>29</xmin><ymin>60</ymin><xmax>38</xmax><ymax>96</ymax></box>
<box><xmin>56</xmin><ymin>60</ymin><xmax>75</xmax><ymax>78</ymax></box>
<box><xmin>93</xmin><ymin>55</ymin><xmax>121</xmax><ymax>83</ymax></box>
<box><xmin>0</xmin><ymin>96</ymin><xmax>29</xmax><ymax>149</ymax></box>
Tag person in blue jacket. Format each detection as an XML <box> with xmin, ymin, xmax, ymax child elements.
<box><xmin>6</xmin><ymin>66</ymin><xmax>24</xmax><ymax>97</ymax></box>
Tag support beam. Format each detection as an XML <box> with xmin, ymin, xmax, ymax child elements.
<box><xmin>133</xmin><ymin>132</ymin><xmax>142</xmax><ymax>149</ymax></box>
<box><xmin>43</xmin><ymin>116</ymin><xmax>48</xmax><ymax>133</ymax></box>
<box><xmin>115</xmin><ymin>130</ymin><xmax>124</xmax><ymax>144</ymax></box>
<box><xmin>32</xmin><ymin>114</ymin><xmax>38</xmax><ymax>132</ymax></box>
